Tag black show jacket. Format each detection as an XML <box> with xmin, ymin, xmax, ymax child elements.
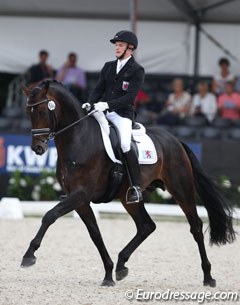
<box><xmin>88</xmin><ymin>56</ymin><xmax>145</xmax><ymax>120</ymax></box>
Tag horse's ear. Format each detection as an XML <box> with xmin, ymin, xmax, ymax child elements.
<box><xmin>22</xmin><ymin>84</ymin><xmax>31</xmax><ymax>97</ymax></box>
<box><xmin>39</xmin><ymin>81</ymin><xmax>50</xmax><ymax>97</ymax></box>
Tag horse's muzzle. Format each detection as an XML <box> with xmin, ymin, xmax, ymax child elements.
<box><xmin>32</xmin><ymin>144</ymin><xmax>46</xmax><ymax>155</ymax></box>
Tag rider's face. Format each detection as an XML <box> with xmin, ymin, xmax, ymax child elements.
<box><xmin>115</xmin><ymin>41</ymin><xmax>131</xmax><ymax>59</ymax></box>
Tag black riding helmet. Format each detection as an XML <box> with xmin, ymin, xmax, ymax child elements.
<box><xmin>110</xmin><ymin>30</ymin><xmax>138</xmax><ymax>50</ymax></box>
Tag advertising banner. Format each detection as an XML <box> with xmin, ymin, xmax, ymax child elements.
<box><xmin>0</xmin><ymin>133</ymin><xmax>202</xmax><ymax>175</ymax></box>
<box><xmin>0</xmin><ymin>134</ymin><xmax>57</xmax><ymax>174</ymax></box>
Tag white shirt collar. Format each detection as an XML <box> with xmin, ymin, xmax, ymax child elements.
<box><xmin>116</xmin><ymin>56</ymin><xmax>132</xmax><ymax>73</ymax></box>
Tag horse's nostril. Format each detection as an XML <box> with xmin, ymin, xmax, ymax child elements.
<box><xmin>34</xmin><ymin>145</ymin><xmax>44</xmax><ymax>155</ymax></box>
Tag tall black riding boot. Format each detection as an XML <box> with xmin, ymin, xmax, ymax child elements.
<box><xmin>124</xmin><ymin>150</ymin><xmax>143</xmax><ymax>204</ymax></box>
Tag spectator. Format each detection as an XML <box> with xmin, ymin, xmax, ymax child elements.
<box><xmin>157</xmin><ymin>78</ymin><xmax>191</xmax><ymax>125</ymax></box>
<box><xmin>212</xmin><ymin>57</ymin><xmax>235</xmax><ymax>96</ymax></box>
<box><xmin>191</xmin><ymin>81</ymin><xmax>217</xmax><ymax>123</ymax></box>
<box><xmin>134</xmin><ymin>90</ymin><xmax>159</xmax><ymax>125</ymax></box>
<box><xmin>134</xmin><ymin>89</ymin><xmax>151</xmax><ymax>109</ymax></box>
<box><xmin>217</xmin><ymin>81</ymin><xmax>240</xmax><ymax>120</ymax></box>
<box><xmin>56</xmin><ymin>52</ymin><xmax>87</xmax><ymax>100</ymax></box>
<box><xmin>27</xmin><ymin>50</ymin><xmax>54</xmax><ymax>88</ymax></box>
<box><xmin>234</xmin><ymin>75</ymin><xmax>240</xmax><ymax>93</ymax></box>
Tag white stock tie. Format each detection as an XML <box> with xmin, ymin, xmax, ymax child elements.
<box><xmin>117</xmin><ymin>62</ymin><xmax>123</xmax><ymax>74</ymax></box>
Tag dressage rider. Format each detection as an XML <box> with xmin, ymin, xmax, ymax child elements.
<box><xmin>82</xmin><ymin>30</ymin><xmax>145</xmax><ymax>204</ymax></box>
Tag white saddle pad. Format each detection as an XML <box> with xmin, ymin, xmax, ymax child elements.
<box><xmin>98</xmin><ymin>122</ymin><xmax>158</xmax><ymax>165</ymax></box>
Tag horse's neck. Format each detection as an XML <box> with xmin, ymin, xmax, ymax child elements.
<box><xmin>52</xmin><ymin>88</ymin><xmax>88</xmax><ymax>147</ymax></box>
<box><xmin>55</xmin><ymin>94</ymin><xmax>84</xmax><ymax>128</ymax></box>
<box><xmin>54</xmin><ymin>116</ymin><xmax>102</xmax><ymax>166</ymax></box>
<box><xmin>53</xmin><ymin>91</ymin><xmax>97</xmax><ymax>148</ymax></box>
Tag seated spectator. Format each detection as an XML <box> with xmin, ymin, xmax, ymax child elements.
<box><xmin>56</xmin><ymin>52</ymin><xmax>87</xmax><ymax>100</ymax></box>
<box><xmin>217</xmin><ymin>81</ymin><xmax>240</xmax><ymax>120</ymax></box>
<box><xmin>191</xmin><ymin>81</ymin><xmax>217</xmax><ymax>123</ymax></box>
<box><xmin>27</xmin><ymin>50</ymin><xmax>54</xmax><ymax>88</ymax></box>
<box><xmin>234</xmin><ymin>75</ymin><xmax>240</xmax><ymax>93</ymax></box>
<box><xmin>134</xmin><ymin>90</ymin><xmax>151</xmax><ymax>109</ymax></box>
<box><xmin>212</xmin><ymin>57</ymin><xmax>235</xmax><ymax>96</ymax></box>
<box><xmin>157</xmin><ymin>78</ymin><xmax>191</xmax><ymax>125</ymax></box>
<box><xmin>134</xmin><ymin>90</ymin><xmax>159</xmax><ymax>124</ymax></box>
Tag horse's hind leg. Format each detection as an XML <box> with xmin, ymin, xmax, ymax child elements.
<box><xmin>116</xmin><ymin>198</ymin><xmax>156</xmax><ymax>281</ymax></box>
<box><xmin>183</xmin><ymin>206</ymin><xmax>216</xmax><ymax>287</ymax></box>
<box><xmin>75</xmin><ymin>204</ymin><xmax>115</xmax><ymax>287</ymax></box>
<box><xmin>165</xmin><ymin>174</ymin><xmax>216</xmax><ymax>287</ymax></box>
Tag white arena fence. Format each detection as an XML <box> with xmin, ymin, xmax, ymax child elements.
<box><xmin>0</xmin><ymin>197</ymin><xmax>239</xmax><ymax>221</ymax></box>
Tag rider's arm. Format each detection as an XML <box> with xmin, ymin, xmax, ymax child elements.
<box><xmin>88</xmin><ymin>64</ymin><xmax>107</xmax><ymax>105</ymax></box>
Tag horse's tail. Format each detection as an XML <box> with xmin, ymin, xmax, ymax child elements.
<box><xmin>181</xmin><ymin>141</ymin><xmax>236</xmax><ymax>245</ymax></box>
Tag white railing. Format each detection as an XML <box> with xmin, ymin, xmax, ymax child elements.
<box><xmin>0</xmin><ymin>197</ymin><xmax>239</xmax><ymax>221</ymax></box>
<box><xmin>6</xmin><ymin>73</ymin><xmax>28</xmax><ymax>109</ymax></box>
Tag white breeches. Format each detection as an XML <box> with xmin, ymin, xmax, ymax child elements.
<box><xmin>93</xmin><ymin>111</ymin><xmax>132</xmax><ymax>153</ymax></box>
<box><xmin>106</xmin><ymin>111</ymin><xmax>132</xmax><ymax>153</ymax></box>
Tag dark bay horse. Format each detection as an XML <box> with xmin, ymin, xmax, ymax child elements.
<box><xmin>21</xmin><ymin>80</ymin><xmax>235</xmax><ymax>287</ymax></box>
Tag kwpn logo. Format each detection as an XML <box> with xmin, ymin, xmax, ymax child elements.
<box><xmin>0</xmin><ymin>137</ymin><xmax>6</xmax><ymax>168</ymax></box>
<box><xmin>0</xmin><ymin>134</ymin><xmax>57</xmax><ymax>174</ymax></box>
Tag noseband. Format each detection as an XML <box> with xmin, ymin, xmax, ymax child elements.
<box><xmin>26</xmin><ymin>96</ymin><xmax>58</xmax><ymax>143</ymax></box>
<box><xmin>26</xmin><ymin>95</ymin><xmax>96</xmax><ymax>144</ymax></box>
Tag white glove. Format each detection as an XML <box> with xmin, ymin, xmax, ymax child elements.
<box><xmin>82</xmin><ymin>102</ymin><xmax>91</xmax><ymax>112</ymax></box>
<box><xmin>94</xmin><ymin>102</ymin><xmax>109</xmax><ymax>112</ymax></box>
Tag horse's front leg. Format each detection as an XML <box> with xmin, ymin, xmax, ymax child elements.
<box><xmin>75</xmin><ymin>204</ymin><xmax>115</xmax><ymax>287</ymax></box>
<box><xmin>21</xmin><ymin>189</ymin><xmax>86</xmax><ymax>267</ymax></box>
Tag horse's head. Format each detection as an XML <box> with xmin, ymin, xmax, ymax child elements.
<box><xmin>23</xmin><ymin>81</ymin><xmax>59</xmax><ymax>155</ymax></box>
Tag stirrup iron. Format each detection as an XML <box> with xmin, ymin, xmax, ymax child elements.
<box><xmin>126</xmin><ymin>186</ymin><xmax>142</xmax><ymax>204</ymax></box>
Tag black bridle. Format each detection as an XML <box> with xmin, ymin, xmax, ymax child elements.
<box><xmin>26</xmin><ymin>96</ymin><xmax>96</xmax><ymax>144</ymax></box>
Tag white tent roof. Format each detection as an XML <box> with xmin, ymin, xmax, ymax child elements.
<box><xmin>0</xmin><ymin>0</ymin><xmax>239</xmax><ymax>23</ymax></box>
<box><xmin>0</xmin><ymin>0</ymin><xmax>239</xmax><ymax>75</ymax></box>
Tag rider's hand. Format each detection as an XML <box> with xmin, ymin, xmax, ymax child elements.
<box><xmin>94</xmin><ymin>102</ymin><xmax>109</xmax><ymax>112</ymax></box>
<box><xmin>82</xmin><ymin>102</ymin><xmax>91</xmax><ymax>112</ymax></box>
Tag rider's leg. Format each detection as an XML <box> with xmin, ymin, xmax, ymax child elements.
<box><xmin>106</xmin><ymin>111</ymin><xmax>142</xmax><ymax>204</ymax></box>
<box><xmin>123</xmin><ymin>149</ymin><xmax>143</xmax><ymax>203</ymax></box>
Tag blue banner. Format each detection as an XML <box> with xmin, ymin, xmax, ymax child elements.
<box><xmin>186</xmin><ymin>142</ymin><xmax>202</xmax><ymax>161</ymax></box>
<box><xmin>0</xmin><ymin>133</ymin><xmax>202</xmax><ymax>174</ymax></box>
<box><xmin>0</xmin><ymin>134</ymin><xmax>56</xmax><ymax>174</ymax></box>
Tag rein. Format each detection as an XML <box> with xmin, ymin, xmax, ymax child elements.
<box><xmin>26</xmin><ymin>97</ymin><xmax>96</xmax><ymax>143</ymax></box>
<box><xmin>53</xmin><ymin>109</ymin><xmax>97</xmax><ymax>138</ymax></box>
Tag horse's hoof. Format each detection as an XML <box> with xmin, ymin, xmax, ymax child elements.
<box><xmin>21</xmin><ymin>256</ymin><xmax>37</xmax><ymax>268</ymax></box>
<box><xmin>101</xmin><ymin>279</ymin><xmax>115</xmax><ymax>287</ymax></box>
<box><xmin>116</xmin><ymin>267</ymin><xmax>129</xmax><ymax>281</ymax></box>
<box><xmin>203</xmin><ymin>278</ymin><xmax>216</xmax><ymax>287</ymax></box>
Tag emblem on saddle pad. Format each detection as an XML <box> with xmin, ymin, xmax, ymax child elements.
<box><xmin>48</xmin><ymin>100</ymin><xmax>56</xmax><ymax>111</ymax></box>
<box><xmin>142</xmin><ymin>150</ymin><xmax>153</xmax><ymax>159</ymax></box>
